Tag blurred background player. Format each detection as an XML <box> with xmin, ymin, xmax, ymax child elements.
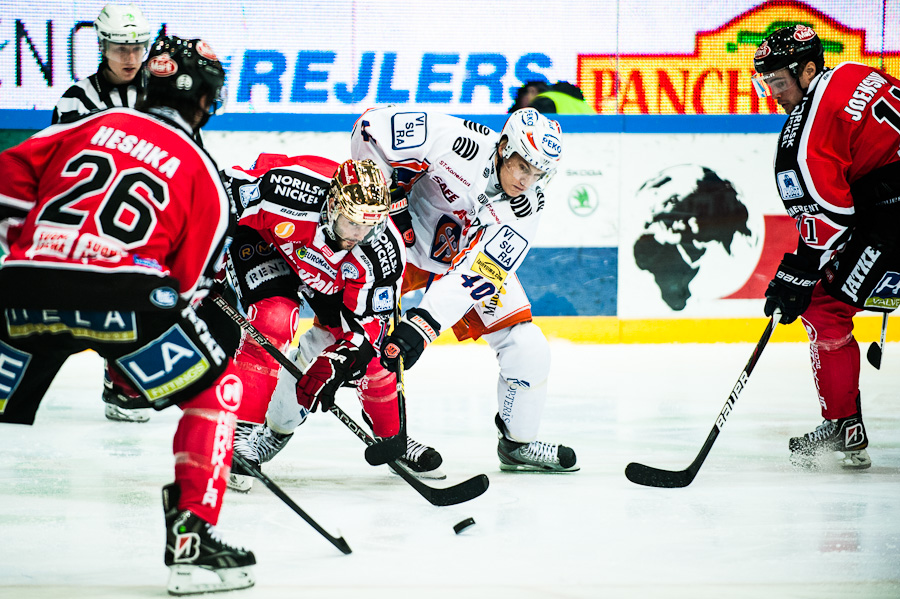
<box><xmin>752</xmin><ymin>25</ymin><xmax>900</xmax><ymax>470</ymax></box>
<box><xmin>0</xmin><ymin>36</ymin><xmax>255</xmax><ymax>595</ymax></box>
<box><xmin>507</xmin><ymin>80</ymin><xmax>548</xmax><ymax>113</ymax></box>
<box><xmin>529</xmin><ymin>80</ymin><xmax>596</xmax><ymax>114</ymax></box>
<box><xmin>221</xmin><ymin>154</ymin><xmax>444</xmax><ymax>492</ymax></box>
<box><xmin>351</xmin><ymin>106</ymin><xmax>579</xmax><ymax>472</ymax></box>
<box><xmin>53</xmin><ymin>3</ymin><xmax>155</xmax><ymax>423</ymax></box>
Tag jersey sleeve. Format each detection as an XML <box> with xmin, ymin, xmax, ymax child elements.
<box><xmin>417</xmin><ymin>216</ymin><xmax>538</xmax><ymax>331</ymax></box>
<box><xmin>351</xmin><ymin>107</ymin><xmax>434</xmax><ymax>190</ymax></box>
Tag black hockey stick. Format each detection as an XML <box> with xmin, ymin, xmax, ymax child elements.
<box><xmin>231</xmin><ymin>453</ymin><xmax>351</xmax><ymax>554</ymax></box>
<box><xmin>330</xmin><ymin>403</ymin><xmax>489</xmax><ymax>506</ymax></box>
<box><xmin>866</xmin><ymin>313</ymin><xmax>888</xmax><ymax>370</ymax></box>
<box><xmin>362</xmin><ymin>303</ymin><xmax>408</xmax><ymax>466</ymax></box>
<box><xmin>625</xmin><ymin>310</ymin><xmax>781</xmax><ymax>488</ymax></box>
<box><xmin>211</xmin><ymin>293</ymin><xmax>489</xmax><ymax>506</ymax></box>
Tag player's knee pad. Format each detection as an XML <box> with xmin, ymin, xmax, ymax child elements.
<box><xmin>486</xmin><ymin>322</ymin><xmax>551</xmax><ymax>385</ymax></box>
<box><xmin>242</xmin><ymin>296</ymin><xmax>300</xmax><ymax>355</ymax></box>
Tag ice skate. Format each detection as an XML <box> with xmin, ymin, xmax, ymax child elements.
<box><xmin>163</xmin><ymin>483</ymin><xmax>255</xmax><ymax>595</ymax></box>
<box><xmin>102</xmin><ymin>371</ymin><xmax>150</xmax><ymax>423</ymax></box>
<box><xmin>789</xmin><ymin>414</ymin><xmax>872</xmax><ymax>470</ymax></box>
<box><xmin>395</xmin><ymin>436</ymin><xmax>446</xmax><ymax>480</ymax></box>
<box><xmin>495</xmin><ymin>414</ymin><xmax>579</xmax><ymax>472</ymax></box>
<box><xmin>228</xmin><ymin>422</ymin><xmax>294</xmax><ymax>492</ymax></box>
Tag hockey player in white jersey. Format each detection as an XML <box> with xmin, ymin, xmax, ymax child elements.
<box><xmin>351</xmin><ymin>107</ymin><xmax>578</xmax><ymax>472</ymax></box>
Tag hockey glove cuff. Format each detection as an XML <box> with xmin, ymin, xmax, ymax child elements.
<box><xmin>381</xmin><ymin>308</ymin><xmax>441</xmax><ymax>372</ymax></box>
<box><xmin>764</xmin><ymin>253</ymin><xmax>820</xmax><ymax>325</ymax></box>
<box><xmin>298</xmin><ymin>340</ymin><xmax>375</xmax><ymax>412</ymax></box>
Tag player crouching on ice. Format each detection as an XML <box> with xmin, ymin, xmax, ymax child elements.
<box><xmin>219</xmin><ymin>155</ymin><xmax>444</xmax><ymax>492</ymax></box>
<box><xmin>351</xmin><ymin>107</ymin><xmax>579</xmax><ymax>472</ymax></box>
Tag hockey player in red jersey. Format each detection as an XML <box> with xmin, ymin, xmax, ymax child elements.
<box><xmin>220</xmin><ymin>154</ymin><xmax>444</xmax><ymax>492</ymax></box>
<box><xmin>351</xmin><ymin>107</ymin><xmax>579</xmax><ymax>472</ymax></box>
<box><xmin>752</xmin><ymin>25</ymin><xmax>900</xmax><ymax>469</ymax></box>
<box><xmin>0</xmin><ymin>37</ymin><xmax>257</xmax><ymax>594</ymax></box>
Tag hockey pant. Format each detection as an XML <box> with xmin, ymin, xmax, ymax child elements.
<box><xmin>403</xmin><ymin>264</ymin><xmax>550</xmax><ymax>443</ymax></box>
<box><xmin>267</xmin><ymin>323</ymin><xmax>401</xmax><ymax>437</ymax></box>
<box><xmin>800</xmin><ymin>284</ymin><xmax>862</xmax><ymax>420</ymax></box>
<box><xmin>0</xmin><ymin>305</ymin><xmax>242</xmax><ymax>526</ymax></box>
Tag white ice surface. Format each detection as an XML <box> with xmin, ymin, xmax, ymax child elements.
<box><xmin>1</xmin><ymin>340</ymin><xmax>899</xmax><ymax>598</ymax></box>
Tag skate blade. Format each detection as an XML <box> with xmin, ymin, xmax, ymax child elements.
<box><xmin>167</xmin><ymin>564</ymin><xmax>255</xmax><ymax>596</ymax></box>
<box><xmin>104</xmin><ymin>404</ymin><xmax>150</xmax><ymax>423</ymax></box>
<box><xmin>790</xmin><ymin>449</ymin><xmax>872</xmax><ymax>471</ymax></box>
<box><xmin>227</xmin><ymin>473</ymin><xmax>254</xmax><ymax>493</ymax></box>
<box><xmin>838</xmin><ymin>449</ymin><xmax>872</xmax><ymax>470</ymax></box>
<box><xmin>499</xmin><ymin>461</ymin><xmax>580</xmax><ymax>473</ymax></box>
<box><xmin>390</xmin><ymin>462</ymin><xmax>447</xmax><ymax>480</ymax></box>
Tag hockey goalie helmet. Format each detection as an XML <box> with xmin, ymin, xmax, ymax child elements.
<box><xmin>95</xmin><ymin>4</ymin><xmax>151</xmax><ymax>50</ymax></box>
<box><xmin>499</xmin><ymin>108</ymin><xmax>563</xmax><ymax>179</ymax></box>
<box><xmin>751</xmin><ymin>25</ymin><xmax>824</xmax><ymax>97</ymax></box>
<box><xmin>144</xmin><ymin>36</ymin><xmax>226</xmax><ymax>118</ymax></box>
<box><xmin>322</xmin><ymin>159</ymin><xmax>390</xmax><ymax>246</ymax></box>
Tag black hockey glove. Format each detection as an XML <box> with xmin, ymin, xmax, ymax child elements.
<box><xmin>390</xmin><ymin>171</ymin><xmax>415</xmax><ymax>247</ymax></box>
<box><xmin>297</xmin><ymin>341</ymin><xmax>374</xmax><ymax>412</ymax></box>
<box><xmin>381</xmin><ymin>308</ymin><xmax>441</xmax><ymax>372</ymax></box>
<box><xmin>764</xmin><ymin>253</ymin><xmax>820</xmax><ymax>325</ymax></box>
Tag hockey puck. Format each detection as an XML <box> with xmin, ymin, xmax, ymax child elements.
<box><xmin>453</xmin><ymin>517</ymin><xmax>476</xmax><ymax>534</ymax></box>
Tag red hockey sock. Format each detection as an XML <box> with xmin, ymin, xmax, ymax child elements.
<box><xmin>173</xmin><ymin>364</ymin><xmax>242</xmax><ymax>524</ymax></box>
<box><xmin>357</xmin><ymin>362</ymin><xmax>399</xmax><ymax>437</ymax></box>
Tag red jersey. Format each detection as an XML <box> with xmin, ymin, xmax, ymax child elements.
<box><xmin>773</xmin><ymin>62</ymin><xmax>900</xmax><ymax>268</ymax></box>
<box><xmin>0</xmin><ymin>108</ymin><xmax>231</xmax><ymax>308</ymax></box>
<box><xmin>224</xmin><ymin>154</ymin><xmax>405</xmax><ymax>349</ymax></box>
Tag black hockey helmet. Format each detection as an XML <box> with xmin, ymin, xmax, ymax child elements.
<box><xmin>753</xmin><ymin>24</ymin><xmax>824</xmax><ymax>77</ymax></box>
<box><xmin>144</xmin><ymin>36</ymin><xmax>226</xmax><ymax>120</ymax></box>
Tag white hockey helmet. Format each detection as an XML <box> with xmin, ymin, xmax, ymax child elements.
<box><xmin>499</xmin><ymin>108</ymin><xmax>563</xmax><ymax>177</ymax></box>
<box><xmin>95</xmin><ymin>4</ymin><xmax>151</xmax><ymax>47</ymax></box>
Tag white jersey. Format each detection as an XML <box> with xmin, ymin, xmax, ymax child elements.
<box><xmin>351</xmin><ymin>107</ymin><xmax>545</xmax><ymax>331</ymax></box>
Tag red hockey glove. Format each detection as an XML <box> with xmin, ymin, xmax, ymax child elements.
<box><xmin>297</xmin><ymin>341</ymin><xmax>374</xmax><ymax>412</ymax></box>
<box><xmin>764</xmin><ymin>253</ymin><xmax>819</xmax><ymax>325</ymax></box>
<box><xmin>381</xmin><ymin>308</ymin><xmax>441</xmax><ymax>372</ymax></box>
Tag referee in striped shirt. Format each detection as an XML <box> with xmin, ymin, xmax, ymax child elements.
<box><xmin>52</xmin><ymin>4</ymin><xmax>151</xmax><ymax>124</ymax></box>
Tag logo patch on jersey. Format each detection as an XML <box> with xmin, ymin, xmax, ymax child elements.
<box><xmin>373</xmin><ymin>286</ymin><xmax>394</xmax><ymax>312</ymax></box>
<box><xmin>472</xmin><ymin>252</ymin><xmax>508</xmax><ymax>287</ymax></box>
<box><xmin>5</xmin><ymin>308</ymin><xmax>138</xmax><ymax>342</ymax></box>
<box><xmin>776</xmin><ymin>170</ymin><xmax>804</xmax><ymax>200</ymax></box>
<box><xmin>27</xmin><ymin>226</ymin><xmax>76</xmax><ymax>260</ymax></box>
<box><xmin>391</xmin><ymin>112</ymin><xmax>427</xmax><ymax>150</ymax></box>
<box><xmin>484</xmin><ymin>226</ymin><xmax>528</xmax><ymax>270</ymax></box>
<box><xmin>452</xmin><ymin>136</ymin><xmax>479</xmax><ymax>160</ymax></box>
<box><xmin>117</xmin><ymin>324</ymin><xmax>209</xmax><ymax>401</ymax></box>
<box><xmin>430</xmin><ymin>215</ymin><xmax>462</xmax><ymax>265</ymax></box>
<box><xmin>865</xmin><ymin>271</ymin><xmax>900</xmax><ymax>309</ymax></box>
<box><xmin>238</xmin><ymin>244</ymin><xmax>255</xmax><ymax>260</ymax></box>
<box><xmin>341</xmin><ymin>263</ymin><xmax>360</xmax><ymax>280</ymax></box>
<box><xmin>133</xmin><ymin>255</ymin><xmax>163</xmax><ymax>270</ymax></box>
<box><xmin>0</xmin><ymin>339</ymin><xmax>32</xmax><ymax>412</ymax></box>
<box><xmin>274</xmin><ymin>222</ymin><xmax>295</xmax><ymax>238</ymax></box>
<box><xmin>149</xmin><ymin>287</ymin><xmax>179</xmax><ymax>309</ymax></box>
<box><xmin>246</xmin><ymin>258</ymin><xmax>293</xmax><ymax>289</ymax></box>
<box><xmin>297</xmin><ymin>248</ymin><xmax>338</xmax><ymax>278</ymax></box>
<box><xmin>239</xmin><ymin>183</ymin><xmax>261</xmax><ymax>208</ymax></box>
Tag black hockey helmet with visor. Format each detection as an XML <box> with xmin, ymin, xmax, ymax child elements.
<box><xmin>144</xmin><ymin>36</ymin><xmax>226</xmax><ymax>119</ymax></box>
<box><xmin>322</xmin><ymin>159</ymin><xmax>390</xmax><ymax>246</ymax></box>
<box><xmin>751</xmin><ymin>24</ymin><xmax>824</xmax><ymax>98</ymax></box>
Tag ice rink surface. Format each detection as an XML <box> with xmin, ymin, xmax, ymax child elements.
<box><xmin>1</xmin><ymin>338</ymin><xmax>899</xmax><ymax>599</ymax></box>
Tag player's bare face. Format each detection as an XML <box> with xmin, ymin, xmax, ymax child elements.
<box><xmin>104</xmin><ymin>43</ymin><xmax>146</xmax><ymax>85</ymax></box>
<box><xmin>499</xmin><ymin>152</ymin><xmax>545</xmax><ymax>197</ymax></box>
<box><xmin>334</xmin><ymin>214</ymin><xmax>375</xmax><ymax>250</ymax></box>
<box><xmin>767</xmin><ymin>71</ymin><xmax>804</xmax><ymax>114</ymax></box>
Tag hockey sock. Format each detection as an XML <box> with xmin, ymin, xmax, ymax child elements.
<box><xmin>809</xmin><ymin>333</ymin><xmax>861</xmax><ymax>420</ymax></box>
<box><xmin>172</xmin><ymin>363</ymin><xmax>242</xmax><ymax>525</ymax></box>
<box><xmin>358</xmin><ymin>363</ymin><xmax>399</xmax><ymax>437</ymax></box>
<box><xmin>233</xmin><ymin>296</ymin><xmax>298</xmax><ymax>423</ymax></box>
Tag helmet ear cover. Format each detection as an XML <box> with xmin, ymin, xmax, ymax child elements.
<box><xmin>322</xmin><ymin>159</ymin><xmax>390</xmax><ymax>245</ymax></box>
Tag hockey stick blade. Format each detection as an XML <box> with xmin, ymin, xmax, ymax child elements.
<box><xmin>330</xmin><ymin>405</ymin><xmax>489</xmax><ymax>506</ymax></box>
<box><xmin>364</xmin><ymin>433</ymin><xmax>407</xmax><ymax>465</ymax></box>
<box><xmin>232</xmin><ymin>453</ymin><xmax>352</xmax><ymax>555</ymax></box>
<box><xmin>866</xmin><ymin>342</ymin><xmax>882</xmax><ymax>370</ymax></box>
<box><xmin>624</xmin><ymin>312</ymin><xmax>779</xmax><ymax>489</ymax></box>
